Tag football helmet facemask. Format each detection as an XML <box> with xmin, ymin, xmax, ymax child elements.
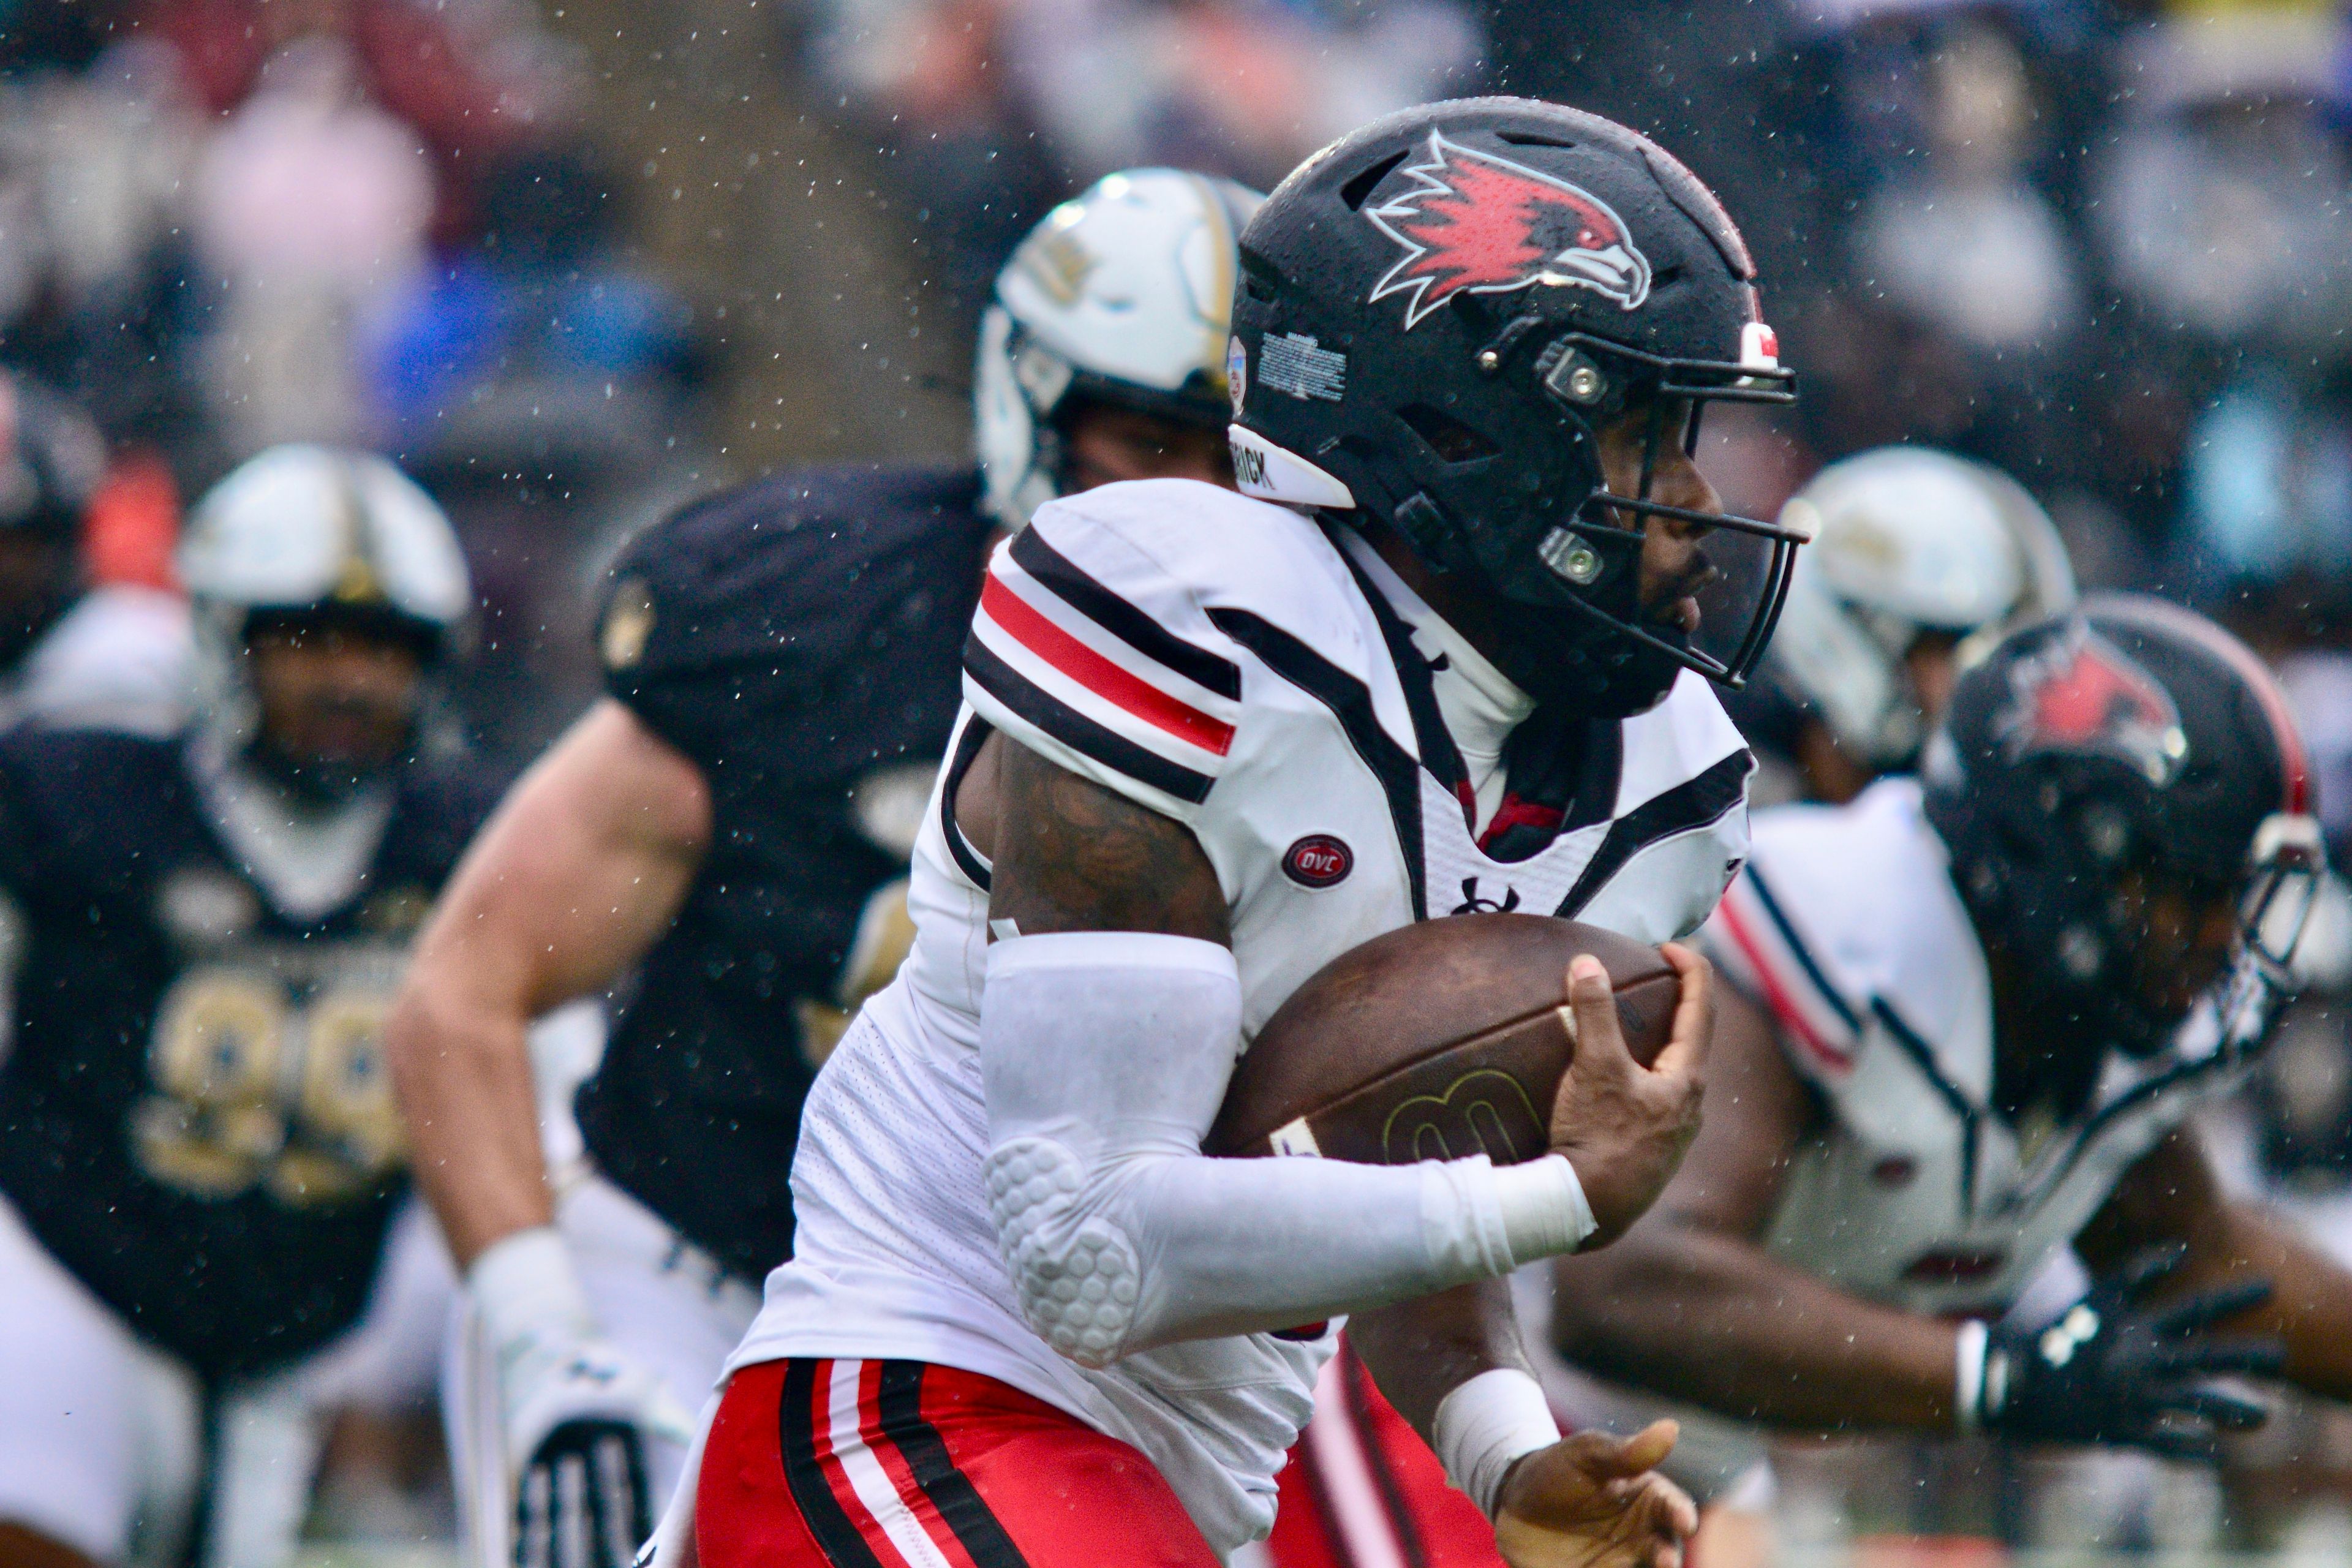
<box><xmin>1924</xmin><ymin>595</ymin><xmax>2323</xmax><ymax>1060</ymax></box>
<box><xmin>1229</xmin><ymin>97</ymin><xmax>1801</xmax><ymax>717</ymax></box>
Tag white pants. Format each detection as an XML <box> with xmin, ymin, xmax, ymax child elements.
<box><xmin>0</xmin><ymin>1189</ymin><xmax>453</xmax><ymax>1568</ymax></box>
<box><xmin>447</xmin><ymin>1171</ymin><xmax>763</xmax><ymax>1568</ymax></box>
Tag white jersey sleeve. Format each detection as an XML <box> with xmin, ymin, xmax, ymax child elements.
<box><xmin>964</xmin><ymin>492</ymin><xmax>1249</xmax><ymax>824</ymax></box>
<box><xmin>1699</xmin><ymin>818</ymin><xmax>1871</xmax><ymax>1087</ymax></box>
<box><xmin>1700</xmin><ymin>781</ymin><xmax>1991</xmax><ymax>1097</ymax></box>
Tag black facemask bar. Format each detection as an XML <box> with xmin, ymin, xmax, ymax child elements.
<box><xmin>1524</xmin><ymin>331</ymin><xmax>1804</xmax><ymax>690</ymax></box>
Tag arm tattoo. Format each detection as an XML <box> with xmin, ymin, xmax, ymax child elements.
<box><xmin>989</xmin><ymin>739</ymin><xmax>1230</xmax><ymax>944</ymax></box>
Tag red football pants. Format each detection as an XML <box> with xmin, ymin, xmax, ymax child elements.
<box><xmin>1264</xmin><ymin>1340</ymin><xmax>1508</xmax><ymax>1568</ymax></box>
<box><xmin>698</xmin><ymin>1358</ymin><xmax>1222</xmax><ymax>1568</ymax></box>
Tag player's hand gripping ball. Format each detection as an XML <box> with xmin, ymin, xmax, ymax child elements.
<box><xmin>1207</xmin><ymin>914</ymin><xmax>1709</xmax><ymax>1244</ymax></box>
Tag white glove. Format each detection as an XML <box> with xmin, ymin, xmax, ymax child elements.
<box><xmin>470</xmin><ymin>1227</ymin><xmax>696</xmax><ymax>1568</ymax></box>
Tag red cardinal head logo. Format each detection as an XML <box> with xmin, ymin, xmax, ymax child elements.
<box><xmin>1364</xmin><ymin>132</ymin><xmax>1654</xmax><ymax>330</ymax></box>
<box><xmin>1996</xmin><ymin>625</ymin><xmax>2188</xmax><ymax>786</ymax></box>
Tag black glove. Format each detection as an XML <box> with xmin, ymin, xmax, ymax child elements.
<box><xmin>514</xmin><ymin>1419</ymin><xmax>654</xmax><ymax>1568</ymax></box>
<box><xmin>1977</xmin><ymin>1243</ymin><xmax>2285</xmax><ymax>1460</ymax></box>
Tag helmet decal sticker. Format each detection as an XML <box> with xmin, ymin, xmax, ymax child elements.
<box><xmin>1257</xmin><ymin>332</ymin><xmax>1348</xmax><ymax>401</ymax></box>
<box><xmin>1365</xmin><ymin>131</ymin><xmax>1654</xmax><ymax>328</ymax></box>
<box><xmin>1226</xmin><ymin>336</ymin><xmax>1248</xmax><ymax>415</ymax></box>
<box><xmin>1995</xmin><ymin>623</ymin><xmax>2188</xmax><ymax>786</ymax></box>
<box><xmin>1011</xmin><ymin>212</ymin><xmax>1097</xmax><ymax>306</ymax></box>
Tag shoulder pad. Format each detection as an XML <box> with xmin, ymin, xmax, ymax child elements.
<box><xmin>17</xmin><ymin>586</ymin><xmax>192</xmax><ymax>737</ymax></box>
<box><xmin>601</xmin><ymin>462</ymin><xmax>988</xmax><ymax>757</ymax></box>
<box><xmin>600</xmin><ymin>462</ymin><xmax>986</xmax><ymax>677</ymax></box>
<box><xmin>1035</xmin><ymin>480</ymin><xmax>1375</xmax><ymax>636</ymax></box>
<box><xmin>1615</xmin><ymin>669</ymin><xmax>1752</xmax><ymax>814</ymax></box>
<box><xmin>1702</xmin><ymin>799</ymin><xmax>1879</xmax><ymax>1077</ymax></box>
<box><xmin>965</xmin><ymin>480</ymin><xmax>1370</xmax><ymax>822</ymax></box>
<box><xmin>0</xmin><ymin>728</ymin><xmax>183</xmax><ymax>880</ymax></box>
<box><xmin>1700</xmin><ymin>778</ymin><xmax>1965</xmax><ymax>1081</ymax></box>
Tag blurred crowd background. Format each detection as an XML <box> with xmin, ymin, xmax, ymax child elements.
<box><xmin>11</xmin><ymin>0</ymin><xmax>2352</xmax><ymax>760</ymax></box>
<box><xmin>8</xmin><ymin>0</ymin><xmax>2352</xmax><ymax>1556</ymax></box>
<box><xmin>12</xmin><ymin>0</ymin><xmax>2352</xmax><ymax>761</ymax></box>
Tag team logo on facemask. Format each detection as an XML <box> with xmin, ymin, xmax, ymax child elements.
<box><xmin>1996</xmin><ymin>624</ymin><xmax>2188</xmax><ymax>786</ymax></box>
<box><xmin>1365</xmin><ymin>131</ymin><xmax>1654</xmax><ymax>329</ymax></box>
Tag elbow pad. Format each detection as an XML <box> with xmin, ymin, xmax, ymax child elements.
<box><xmin>980</xmin><ymin>933</ymin><xmax>1241</xmax><ymax>1366</ymax></box>
<box><xmin>983</xmin><ymin>1137</ymin><xmax>1146</xmax><ymax>1366</ymax></box>
<box><xmin>979</xmin><ymin>933</ymin><xmax>1594</xmax><ymax>1367</ymax></box>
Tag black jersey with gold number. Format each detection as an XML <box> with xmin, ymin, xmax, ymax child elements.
<box><xmin>576</xmin><ymin>462</ymin><xmax>992</xmax><ymax>1282</ymax></box>
<box><xmin>0</xmin><ymin>729</ymin><xmax>495</xmax><ymax>1379</ymax></box>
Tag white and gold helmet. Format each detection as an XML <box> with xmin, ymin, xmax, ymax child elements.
<box><xmin>1768</xmin><ymin>446</ymin><xmax>2076</xmax><ymax>768</ymax></box>
<box><xmin>179</xmin><ymin>443</ymin><xmax>470</xmax><ymax>744</ymax></box>
<box><xmin>975</xmin><ymin>168</ymin><xmax>1263</xmax><ymax>530</ymax></box>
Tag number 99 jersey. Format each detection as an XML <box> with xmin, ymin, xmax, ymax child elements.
<box><xmin>0</xmin><ymin>728</ymin><xmax>496</xmax><ymax>1381</ymax></box>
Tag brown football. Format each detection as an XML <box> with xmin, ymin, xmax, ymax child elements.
<box><xmin>1204</xmin><ymin>914</ymin><xmax>1678</xmax><ymax>1165</ymax></box>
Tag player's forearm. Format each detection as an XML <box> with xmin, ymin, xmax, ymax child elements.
<box><xmin>981</xmin><ymin>932</ymin><xmax>1595</xmax><ymax>1363</ymax></box>
<box><xmin>386</xmin><ymin>979</ymin><xmax>555</xmax><ymax>1267</ymax></box>
<box><xmin>2088</xmin><ymin>1131</ymin><xmax>2352</xmax><ymax>1403</ymax></box>
<box><xmin>1357</xmin><ymin>1280</ymin><xmax>1593</xmax><ymax>1529</ymax></box>
<box><xmin>1107</xmin><ymin>1147</ymin><xmax>1588</xmax><ymax>1351</ymax></box>
<box><xmin>1351</xmin><ymin>1280</ymin><xmax>1531</xmax><ymax>1441</ymax></box>
<box><xmin>388</xmin><ymin>703</ymin><xmax>711</xmax><ymax>1265</ymax></box>
<box><xmin>1551</xmin><ymin>1227</ymin><xmax>1959</xmax><ymax>1432</ymax></box>
<box><xmin>2185</xmin><ymin>1202</ymin><xmax>2352</xmax><ymax>1403</ymax></box>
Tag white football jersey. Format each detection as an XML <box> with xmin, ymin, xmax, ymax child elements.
<box><xmin>727</xmin><ymin>479</ymin><xmax>1753</xmax><ymax>1556</ymax></box>
<box><xmin>1702</xmin><ymin>777</ymin><xmax>2256</xmax><ymax>1316</ymax></box>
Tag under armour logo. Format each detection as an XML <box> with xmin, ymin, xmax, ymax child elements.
<box><xmin>1450</xmin><ymin>876</ymin><xmax>1521</xmax><ymax>916</ymax></box>
<box><xmin>2038</xmin><ymin>1304</ymin><xmax>2102</xmax><ymax>1370</ymax></box>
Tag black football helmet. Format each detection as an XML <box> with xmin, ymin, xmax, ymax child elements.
<box><xmin>1227</xmin><ymin>97</ymin><xmax>1801</xmax><ymax>717</ymax></box>
<box><xmin>1924</xmin><ymin>595</ymin><xmax>2323</xmax><ymax>1059</ymax></box>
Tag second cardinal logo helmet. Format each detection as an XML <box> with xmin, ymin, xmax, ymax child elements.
<box><xmin>1364</xmin><ymin>130</ymin><xmax>1654</xmax><ymax>328</ymax></box>
<box><xmin>1994</xmin><ymin>622</ymin><xmax>2190</xmax><ymax>787</ymax></box>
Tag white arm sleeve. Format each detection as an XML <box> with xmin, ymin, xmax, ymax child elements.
<box><xmin>979</xmin><ymin>931</ymin><xmax>1594</xmax><ymax>1367</ymax></box>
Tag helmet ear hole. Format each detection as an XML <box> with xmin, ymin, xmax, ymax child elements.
<box><xmin>1396</xmin><ymin>404</ymin><xmax>1499</xmax><ymax>464</ymax></box>
<box><xmin>1494</xmin><ymin>131</ymin><xmax>1578</xmax><ymax>151</ymax></box>
<box><xmin>1340</xmin><ymin>150</ymin><xmax>1411</xmax><ymax>211</ymax></box>
<box><xmin>1238</xmin><ymin>249</ymin><xmax>1282</xmax><ymax>303</ymax></box>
